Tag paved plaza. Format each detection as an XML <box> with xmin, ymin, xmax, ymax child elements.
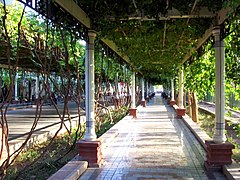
<box><xmin>79</xmin><ymin>95</ymin><xmax>224</xmax><ymax>180</ymax></box>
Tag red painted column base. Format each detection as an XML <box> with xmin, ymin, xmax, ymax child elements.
<box><xmin>176</xmin><ymin>108</ymin><xmax>186</xmax><ymax>118</ymax></box>
<box><xmin>77</xmin><ymin>140</ymin><xmax>103</xmax><ymax>167</ymax></box>
<box><xmin>141</xmin><ymin>100</ymin><xmax>146</xmax><ymax>107</ymax></box>
<box><xmin>129</xmin><ymin>108</ymin><xmax>137</xmax><ymax>118</ymax></box>
<box><xmin>170</xmin><ymin>100</ymin><xmax>176</xmax><ymax>107</ymax></box>
<box><xmin>204</xmin><ymin>140</ymin><xmax>234</xmax><ymax>171</ymax></box>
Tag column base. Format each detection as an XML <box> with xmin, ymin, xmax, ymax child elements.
<box><xmin>204</xmin><ymin>140</ymin><xmax>234</xmax><ymax>171</ymax></box>
<box><xmin>176</xmin><ymin>108</ymin><xmax>186</xmax><ymax>118</ymax></box>
<box><xmin>141</xmin><ymin>100</ymin><xmax>146</xmax><ymax>107</ymax></box>
<box><xmin>129</xmin><ymin>108</ymin><xmax>137</xmax><ymax>118</ymax></box>
<box><xmin>170</xmin><ymin>100</ymin><xmax>176</xmax><ymax>107</ymax></box>
<box><xmin>77</xmin><ymin>140</ymin><xmax>103</xmax><ymax>167</ymax></box>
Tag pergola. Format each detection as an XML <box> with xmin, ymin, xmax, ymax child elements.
<box><xmin>5</xmin><ymin>0</ymin><xmax>240</xmax><ymax>170</ymax></box>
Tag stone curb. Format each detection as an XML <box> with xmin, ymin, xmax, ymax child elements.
<box><xmin>172</xmin><ymin>104</ymin><xmax>240</xmax><ymax>180</ymax></box>
<box><xmin>223</xmin><ymin>163</ymin><xmax>240</xmax><ymax>180</ymax></box>
<box><xmin>48</xmin><ymin>156</ymin><xmax>88</xmax><ymax>180</ymax></box>
<box><xmin>49</xmin><ymin>113</ymin><xmax>134</xmax><ymax>179</ymax></box>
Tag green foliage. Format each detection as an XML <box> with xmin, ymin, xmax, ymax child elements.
<box><xmin>0</xmin><ymin>1</ymin><xmax>87</xmax><ymax>76</ymax></box>
<box><xmin>233</xmin><ymin>123</ymin><xmax>240</xmax><ymax>137</ymax></box>
<box><xmin>198</xmin><ymin>112</ymin><xmax>215</xmax><ymax>137</ymax></box>
<box><xmin>184</xmin><ymin>42</ymin><xmax>215</xmax><ymax>99</ymax></box>
<box><xmin>198</xmin><ymin>111</ymin><xmax>240</xmax><ymax>163</ymax></box>
<box><xmin>184</xmin><ymin>14</ymin><xmax>240</xmax><ymax>107</ymax></box>
<box><xmin>96</xmin><ymin>106</ymin><xmax>128</xmax><ymax>137</ymax></box>
<box><xmin>5</xmin><ymin>128</ymin><xmax>83</xmax><ymax>180</ymax></box>
<box><xmin>1</xmin><ymin>69</ymin><xmax>10</xmax><ymax>86</ymax></box>
<box><xmin>76</xmin><ymin>0</ymin><xmax>218</xmax><ymax>82</ymax></box>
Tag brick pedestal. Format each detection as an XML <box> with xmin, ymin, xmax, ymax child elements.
<box><xmin>204</xmin><ymin>140</ymin><xmax>234</xmax><ymax>171</ymax></box>
<box><xmin>129</xmin><ymin>108</ymin><xmax>137</xmax><ymax>118</ymax></box>
<box><xmin>141</xmin><ymin>100</ymin><xmax>146</xmax><ymax>107</ymax></box>
<box><xmin>176</xmin><ymin>108</ymin><xmax>185</xmax><ymax>118</ymax></box>
<box><xmin>170</xmin><ymin>100</ymin><xmax>176</xmax><ymax>107</ymax></box>
<box><xmin>77</xmin><ymin>140</ymin><xmax>103</xmax><ymax>167</ymax></box>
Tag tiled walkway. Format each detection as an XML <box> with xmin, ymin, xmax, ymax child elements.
<box><xmin>79</xmin><ymin>95</ymin><xmax>213</xmax><ymax>179</ymax></box>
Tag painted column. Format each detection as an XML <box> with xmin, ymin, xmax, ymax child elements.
<box><xmin>212</xmin><ymin>27</ymin><xmax>227</xmax><ymax>144</ymax></box>
<box><xmin>146</xmin><ymin>81</ymin><xmax>149</xmax><ymax>99</ymax></box>
<box><xmin>141</xmin><ymin>77</ymin><xmax>146</xmax><ymax>107</ymax></box>
<box><xmin>131</xmin><ymin>72</ymin><xmax>136</xmax><ymax>109</ymax></box>
<box><xmin>176</xmin><ymin>66</ymin><xmax>185</xmax><ymax>117</ymax></box>
<box><xmin>84</xmin><ymin>30</ymin><xmax>97</xmax><ymax>141</ymax></box>
<box><xmin>115</xmin><ymin>72</ymin><xmax>119</xmax><ymax>108</ymax></box>
<box><xmin>171</xmin><ymin>79</ymin><xmax>174</xmax><ymax>101</ymax></box>
<box><xmin>35</xmin><ymin>74</ymin><xmax>39</xmax><ymax>99</ymax></box>
<box><xmin>178</xmin><ymin>67</ymin><xmax>184</xmax><ymax>108</ymax></box>
<box><xmin>170</xmin><ymin>78</ymin><xmax>176</xmax><ymax>106</ymax></box>
<box><xmin>204</xmin><ymin>27</ymin><xmax>234</xmax><ymax>170</ymax></box>
<box><xmin>128</xmin><ymin>71</ymin><xmax>137</xmax><ymax>118</ymax></box>
<box><xmin>78</xmin><ymin>30</ymin><xmax>103</xmax><ymax>167</ymax></box>
<box><xmin>14</xmin><ymin>72</ymin><xmax>18</xmax><ymax>101</ymax></box>
<box><xmin>50</xmin><ymin>76</ymin><xmax>54</xmax><ymax>92</ymax></box>
<box><xmin>141</xmin><ymin>78</ymin><xmax>145</xmax><ymax>101</ymax></box>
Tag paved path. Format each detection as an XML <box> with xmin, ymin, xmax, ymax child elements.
<box><xmin>5</xmin><ymin>102</ymin><xmax>83</xmax><ymax>140</ymax></box>
<box><xmin>1</xmin><ymin>101</ymin><xmax>85</xmax><ymax>164</ymax></box>
<box><xmin>79</xmin><ymin>95</ymin><xmax>220</xmax><ymax>180</ymax></box>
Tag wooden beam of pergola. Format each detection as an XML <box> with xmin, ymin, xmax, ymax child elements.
<box><xmin>54</xmin><ymin>0</ymin><xmax>131</xmax><ymax>67</ymax></box>
<box><xmin>182</xmin><ymin>7</ymin><xmax>233</xmax><ymax>64</ymax></box>
<box><xmin>52</xmin><ymin>0</ymin><xmax>236</xmax><ymax>71</ymax></box>
<box><xmin>53</xmin><ymin>0</ymin><xmax>91</xmax><ymax>28</ymax></box>
<box><xmin>111</xmin><ymin>7</ymin><xmax>215</xmax><ymax>21</ymax></box>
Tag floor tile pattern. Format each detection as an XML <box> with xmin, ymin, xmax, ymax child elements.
<box><xmin>79</xmin><ymin>96</ymin><xmax>212</xmax><ymax>180</ymax></box>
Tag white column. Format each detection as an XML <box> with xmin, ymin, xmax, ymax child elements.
<box><xmin>35</xmin><ymin>74</ymin><xmax>39</xmax><ymax>99</ymax></box>
<box><xmin>178</xmin><ymin>67</ymin><xmax>184</xmax><ymax>108</ymax></box>
<box><xmin>171</xmin><ymin>79</ymin><xmax>174</xmax><ymax>101</ymax></box>
<box><xmin>131</xmin><ymin>72</ymin><xmax>136</xmax><ymax>109</ymax></box>
<box><xmin>212</xmin><ymin>27</ymin><xmax>227</xmax><ymax>143</ymax></box>
<box><xmin>115</xmin><ymin>72</ymin><xmax>119</xmax><ymax>99</ymax></box>
<box><xmin>84</xmin><ymin>30</ymin><xmax>97</xmax><ymax>141</ymax></box>
<box><xmin>50</xmin><ymin>76</ymin><xmax>54</xmax><ymax>92</ymax></box>
<box><xmin>141</xmin><ymin>78</ymin><xmax>145</xmax><ymax>101</ymax></box>
<box><xmin>14</xmin><ymin>72</ymin><xmax>18</xmax><ymax>100</ymax></box>
<box><xmin>146</xmin><ymin>81</ymin><xmax>149</xmax><ymax>98</ymax></box>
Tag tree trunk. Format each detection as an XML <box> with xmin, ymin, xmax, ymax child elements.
<box><xmin>188</xmin><ymin>92</ymin><xmax>192</xmax><ymax>118</ymax></box>
<box><xmin>183</xmin><ymin>91</ymin><xmax>186</xmax><ymax>108</ymax></box>
<box><xmin>192</xmin><ymin>92</ymin><xmax>198</xmax><ymax>122</ymax></box>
